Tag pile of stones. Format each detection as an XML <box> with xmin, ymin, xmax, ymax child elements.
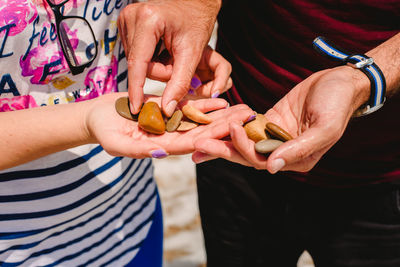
<box><xmin>244</xmin><ymin>114</ymin><xmax>293</xmax><ymax>154</ymax></box>
<box><xmin>115</xmin><ymin>96</ymin><xmax>212</xmax><ymax>135</ymax></box>
<box><xmin>115</xmin><ymin>97</ymin><xmax>292</xmax><ymax>154</ymax></box>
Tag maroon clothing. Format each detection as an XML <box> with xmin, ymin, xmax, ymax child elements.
<box><xmin>217</xmin><ymin>0</ymin><xmax>400</xmax><ymax>186</ymax></box>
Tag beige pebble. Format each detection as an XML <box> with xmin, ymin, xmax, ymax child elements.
<box><xmin>244</xmin><ymin>114</ymin><xmax>268</xmax><ymax>142</ymax></box>
<box><xmin>255</xmin><ymin>139</ymin><xmax>284</xmax><ymax>154</ymax></box>
<box><xmin>176</xmin><ymin>121</ymin><xmax>198</xmax><ymax>131</ymax></box>
<box><xmin>115</xmin><ymin>96</ymin><xmax>138</xmax><ymax>121</ymax></box>
<box><xmin>181</xmin><ymin>105</ymin><xmax>212</xmax><ymax>124</ymax></box>
<box><xmin>265</xmin><ymin>122</ymin><xmax>293</xmax><ymax>141</ymax></box>
<box><xmin>138</xmin><ymin>102</ymin><xmax>165</xmax><ymax>134</ymax></box>
<box><xmin>166</xmin><ymin>110</ymin><xmax>183</xmax><ymax>132</ymax></box>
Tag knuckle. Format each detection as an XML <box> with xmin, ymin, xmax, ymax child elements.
<box><xmin>295</xmin><ymin>147</ymin><xmax>310</xmax><ymax>160</ymax></box>
<box><xmin>120</xmin><ymin>4</ymin><xmax>136</xmax><ymax>18</ymax></box>
<box><xmin>235</xmin><ymin>104</ymin><xmax>249</xmax><ymax>110</ymax></box>
<box><xmin>226</xmin><ymin>62</ymin><xmax>232</xmax><ymax>73</ymax></box>
<box><xmin>136</xmin><ymin>4</ymin><xmax>161</xmax><ymax>22</ymax></box>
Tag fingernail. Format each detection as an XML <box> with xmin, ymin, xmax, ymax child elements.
<box><xmin>225</xmin><ymin>102</ymin><xmax>230</xmax><ymax>109</ymax></box>
<box><xmin>211</xmin><ymin>92</ymin><xmax>220</xmax><ymax>98</ymax></box>
<box><xmin>270</xmin><ymin>158</ymin><xmax>285</xmax><ymax>174</ymax></box>
<box><xmin>190</xmin><ymin>77</ymin><xmax>202</xmax><ymax>89</ymax></box>
<box><xmin>245</xmin><ymin>114</ymin><xmax>256</xmax><ymax>123</ymax></box>
<box><xmin>130</xmin><ymin>102</ymin><xmax>137</xmax><ymax>114</ymax></box>
<box><xmin>194</xmin><ymin>153</ymin><xmax>209</xmax><ymax>164</ymax></box>
<box><xmin>188</xmin><ymin>89</ymin><xmax>195</xmax><ymax>95</ymax></box>
<box><xmin>165</xmin><ymin>100</ymin><xmax>177</xmax><ymax>117</ymax></box>
<box><xmin>150</xmin><ymin>149</ymin><xmax>168</xmax><ymax>159</ymax></box>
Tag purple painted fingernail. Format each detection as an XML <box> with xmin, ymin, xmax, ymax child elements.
<box><xmin>211</xmin><ymin>92</ymin><xmax>220</xmax><ymax>98</ymax></box>
<box><xmin>150</xmin><ymin>149</ymin><xmax>168</xmax><ymax>159</ymax></box>
<box><xmin>246</xmin><ymin>114</ymin><xmax>257</xmax><ymax>123</ymax></box>
<box><xmin>190</xmin><ymin>77</ymin><xmax>202</xmax><ymax>89</ymax></box>
<box><xmin>188</xmin><ymin>89</ymin><xmax>195</xmax><ymax>95</ymax></box>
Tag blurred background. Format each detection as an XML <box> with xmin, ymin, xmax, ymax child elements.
<box><xmin>143</xmin><ymin>25</ymin><xmax>315</xmax><ymax>267</ymax></box>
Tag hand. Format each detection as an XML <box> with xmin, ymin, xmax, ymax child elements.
<box><xmin>117</xmin><ymin>0</ymin><xmax>222</xmax><ymax>116</ymax></box>
<box><xmin>85</xmin><ymin>92</ymin><xmax>254</xmax><ymax>159</ymax></box>
<box><xmin>193</xmin><ymin>66</ymin><xmax>370</xmax><ymax>173</ymax></box>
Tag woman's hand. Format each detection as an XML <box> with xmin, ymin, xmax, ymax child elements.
<box><xmin>86</xmin><ymin>92</ymin><xmax>254</xmax><ymax>159</ymax></box>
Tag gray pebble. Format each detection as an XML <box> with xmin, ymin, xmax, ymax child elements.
<box><xmin>166</xmin><ymin>110</ymin><xmax>183</xmax><ymax>132</ymax></box>
<box><xmin>255</xmin><ymin>139</ymin><xmax>283</xmax><ymax>154</ymax></box>
<box><xmin>115</xmin><ymin>96</ymin><xmax>138</xmax><ymax>121</ymax></box>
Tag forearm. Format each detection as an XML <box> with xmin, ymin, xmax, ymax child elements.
<box><xmin>367</xmin><ymin>32</ymin><xmax>400</xmax><ymax>96</ymax></box>
<box><xmin>335</xmin><ymin>32</ymin><xmax>400</xmax><ymax>113</ymax></box>
<box><xmin>0</xmin><ymin>102</ymin><xmax>93</xmax><ymax>170</ymax></box>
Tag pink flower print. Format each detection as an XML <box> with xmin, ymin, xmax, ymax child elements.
<box><xmin>0</xmin><ymin>0</ymin><xmax>38</xmax><ymax>37</ymax></box>
<box><xmin>79</xmin><ymin>56</ymin><xmax>118</xmax><ymax>102</ymax></box>
<box><xmin>19</xmin><ymin>22</ymin><xmax>79</xmax><ymax>84</ymax></box>
<box><xmin>20</xmin><ymin>41</ymin><xmax>69</xmax><ymax>84</ymax></box>
<box><xmin>0</xmin><ymin>95</ymin><xmax>38</xmax><ymax>112</ymax></box>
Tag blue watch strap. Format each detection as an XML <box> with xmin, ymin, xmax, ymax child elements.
<box><xmin>313</xmin><ymin>36</ymin><xmax>386</xmax><ymax>116</ymax></box>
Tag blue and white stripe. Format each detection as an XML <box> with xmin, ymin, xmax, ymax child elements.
<box><xmin>313</xmin><ymin>36</ymin><xmax>386</xmax><ymax>116</ymax></box>
<box><xmin>0</xmin><ymin>145</ymin><xmax>157</xmax><ymax>266</ymax></box>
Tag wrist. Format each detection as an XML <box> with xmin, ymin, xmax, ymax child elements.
<box><xmin>79</xmin><ymin>100</ymin><xmax>98</xmax><ymax>145</ymax></box>
<box><xmin>313</xmin><ymin>37</ymin><xmax>387</xmax><ymax>116</ymax></box>
<box><xmin>342</xmin><ymin>65</ymin><xmax>372</xmax><ymax>114</ymax></box>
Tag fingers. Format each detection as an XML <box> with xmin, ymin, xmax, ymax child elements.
<box><xmin>178</xmin><ymin>98</ymin><xmax>228</xmax><ymax>113</ymax></box>
<box><xmin>193</xmin><ymin>139</ymin><xmax>253</xmax><ymax>166</ymax></box>
<box><xmin>147</xmin><ymin>61</ymin><xmax>173</xmax><ymax>81</ymax></box>
<box><xmin>126</xmin><ymin>17</ymin><xmax>162</xmax><ymax>114</ymax></box>
<box><xmin>191</xmin><ymin>151</ymin><xmax>218</xmax><ymax>164</ymax></box>
<box><xmin>229</xmin><ymin>122</ymin><xmax>269</xmax><ymax>169</ymax></box>
<box><xmin>161</xmin><ymin>46</ymin><xmax>202</xmax><ymax>117</ymax></box>
<box><xmin>266</xmin><ymin>126</ymin><xmax>338</xmax><ymax>173</ymax></box>
<box><xmin>201</xmin><ymin>47</ymin><xmax>232</xmax><ymax>98</ymax></box>
<box><xmin>104</xmin><ymin>135</ymin><xmax>168</xmax><ymax>159</ymax></box>
<box><xmin>192</xmin><ymin>105</ymin><xmax>254</xmax><ymax>143</ymax></box>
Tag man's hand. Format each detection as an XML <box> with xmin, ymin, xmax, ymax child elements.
<box><xmin>193</xmin><ymin>66</ymin><xmax>371</xmax><ymax>173</ymax></box>
<box><xmin>118</xmin><ymin>0</ymin><xmax>221</xmax><ymax>117</ymax></box>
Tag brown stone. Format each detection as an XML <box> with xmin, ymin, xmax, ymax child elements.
<box><xmin>244</xmin><ymin>114</ymin><xmax>268</xmax><ymax>142</ymax></box>
<box><xmin>115</xmin><ymin>96</ymin><xmax>138</xmax><ymax>121</ymax></box>
<box><xmin>181</xmin><ymin>105</ymin><xmax>212</xmax><ymax>124</ymax></box>
<box><xmin>255</xmin><ymin>139</ymin><xmax>283</xmax><ymax>154</ymax></box>
<box><xmin>265</xmin><ymin>122</ymin><xmax>293</xmax><ymax>141</ymax></box>
<box><xmin>138</xmin><ymin>102</ymin><xmax>166</xmax><ymax>134</ymax></box>
<box><xmin>176</xmin><ymin>121</ymin><xmax>198</xmax><ymax>131</ymax></box>
<box><xmin>166</xmin><ymin>110</ymin><xmax>183</xmax><ymax>132</ymax></box>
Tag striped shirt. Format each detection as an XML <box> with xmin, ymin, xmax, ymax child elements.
<box><xmin>0</xmin><ymin>0</ymin><xmax>162</xmax><ymax>265</ymax></box>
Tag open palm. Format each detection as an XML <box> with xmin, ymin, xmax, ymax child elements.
<box><xmin>193</xmin><ymin>66</ymin><xmax>368</xmax><ymax>173</ymax></box>
<box><xmin>86</xmin><ymin>92</ymin><xmax>254</xmax><ymax>159</ymax></box>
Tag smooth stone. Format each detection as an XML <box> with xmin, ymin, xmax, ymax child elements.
<box><xmin>265</xmin><ymin>122</ymin><xmax>293</xmax><ymax>141</ymax></box>
<box><xmin>181</xmin><ymin>105</ymin><xmax>212</xmax><ymax>124</ymax></box>
<box><xmin>255</xmin><ymin>139</ymin><xmax>284</xmax><ymax>154</ymax></box>
<box><xmin>244</xmin><ymin>114</ymin><xmax>268</xmax><ymax>142</ymax></box>
<box><xmin>115</xmin><ymin>96</ymin><xmax>138</xmax><ymax>121</ymax></box>
<box><xmin>166</xmin><ymin>110</ymin><xmax>183</xmax><ymax>132</ymax></box>
<box><xmin>176</xmin><ymin>121</ymin><xmax>198</xmax><ymax>131</ymax></box>
<box><xmin>138</xmin><ymin>102</ymin><xmax>166</xmax><ymax>134</ymax></box>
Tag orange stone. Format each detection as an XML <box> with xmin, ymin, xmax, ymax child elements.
<box><xmin>244</xmin><ymin>114</ymin><xmax>268</xmax><ymax>142</ymax></box>
<box><xmin>138</xmin><ymin>102</ymin><xmax>166</xmax><ymax>134</ymax></box>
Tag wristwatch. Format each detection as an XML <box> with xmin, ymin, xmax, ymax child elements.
<box><xmin>312</xmin><ymin>36</ymin><xmax>386</xmax><ymax>117</ymax></box>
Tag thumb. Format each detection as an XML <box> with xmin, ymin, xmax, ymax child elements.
<box><xmin>266</xmin><ymin>126</ymin><xmax>339</xmax><ymax>173</ymax></box>
<box><xmin>161</xmin><ymin>47</ymin><xmax>201</xmax><ymax>117</ymax></box>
